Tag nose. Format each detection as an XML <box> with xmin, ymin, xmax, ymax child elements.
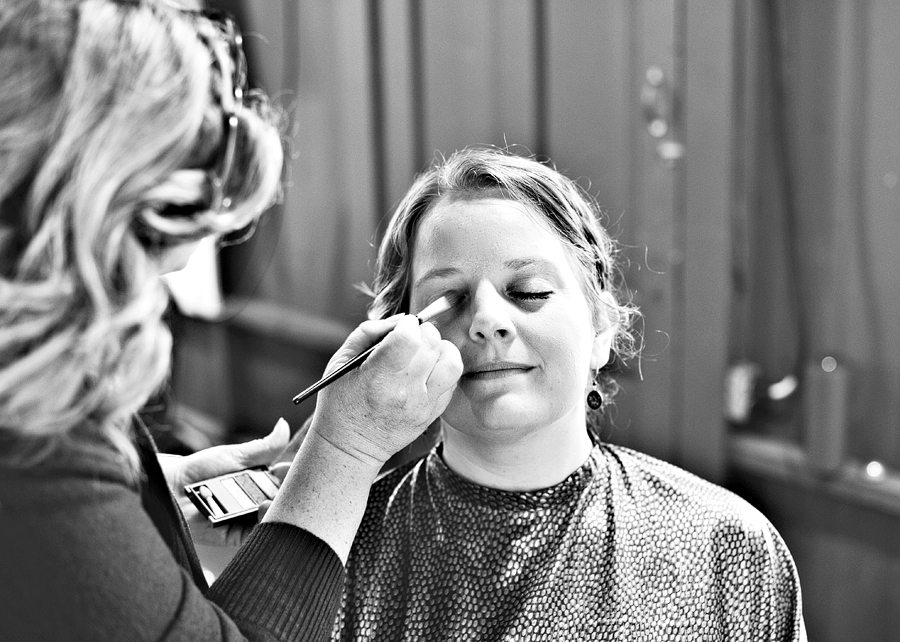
<box><xmin>467</xmin><ymin>282</ymin><xmax>517</xmax><ymax>344</ymax></box>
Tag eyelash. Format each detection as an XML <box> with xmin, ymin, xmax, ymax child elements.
<box><xmin>509</xmin><ymin>290</ymin><xmax>552</xmax><ymax>301</ymax></box>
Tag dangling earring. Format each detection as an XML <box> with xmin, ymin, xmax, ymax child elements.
<box><xmin>587</xmin><ymin>381</ymin><xmax>603</xmax><ymax>410</ymax></box>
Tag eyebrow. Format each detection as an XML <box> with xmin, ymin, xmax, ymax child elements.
<box><xmin>413</xmin><ymin>257</ymin><xmax>561</xmax><ymax>289</ymax></box>
<box><xmin>504</xmin><ymin>257</ymin><xmax>560</xmax><ymax>274</ymax></box>
<box><xmin>413</xmin><ymin>266</ymin><xmax>461</xmax><ymax>289</ymax></box>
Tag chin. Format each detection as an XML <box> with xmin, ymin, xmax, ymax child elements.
<box><xmin>447</xmin><ymin>403</ymin><xmax>545</xmax><ymax>437</ymax></box>
<box><xmin>445</xmin><ymin>392</ymin><xmax>586</xmax><ymax>440</ymax></box>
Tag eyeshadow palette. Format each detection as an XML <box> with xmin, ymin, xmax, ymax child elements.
<box><xmin>184</xmin><ymin>466</ymin><xmax>282</xmax><ymax>525</ymax></box>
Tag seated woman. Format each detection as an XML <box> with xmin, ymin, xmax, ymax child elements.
<box><xmin>333</xmin><ymin>148</ymin><xmax>806</xmax><ymax>641</ymax></box>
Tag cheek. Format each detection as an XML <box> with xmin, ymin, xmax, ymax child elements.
<box><xmin>435</xmin><ymin>317</ymin><xmax>470</xmax><ymax>352</ymax></box>
<box><xmin>531</xmin><ymin>322</ymin><xmax>595</xmax><ymax>385</ymax></box>
<box><xmin>545</xmin><ymin>337</ymin><xmax>592</xmax><ymax>384</ymax></box>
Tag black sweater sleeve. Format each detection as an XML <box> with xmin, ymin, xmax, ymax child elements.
<box><xmin>209</xmin><ymin>522</ymin><xmax>344</xmax><ymax>641</ymax></box>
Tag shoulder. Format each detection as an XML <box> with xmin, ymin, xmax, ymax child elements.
<box><xmin>600</xmin><ymin>444</ymin><xmax>803</xmax><ymax>628</ymax></box>
<box><xmin>0</xmin><ymin>432</ymin><xmax>136</xmax><ymax>512</ymax></box>
<box><xmin>602</xmin><ymin>443</ymin><xmax>758</xmax><ymax>514</ymax></box>
<box><xmin>599</xmin><ymin>444</ymin><xmax>786</xmax><ymax>551</ymax></box>
<box><xmin>0</xmin><ymin>454</ymin><xmax>191</xmax><ymax>640</ymax></box>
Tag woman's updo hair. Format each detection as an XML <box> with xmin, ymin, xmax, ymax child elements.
<box><xmin>0</xmin><ymin>0</ymin><xmax>283</xmax><ymax>470</ymax></box>
<box><xmin>369</xmin><ymin>147</ymin><xmax>639</xmax><ymax>416</ymax></box>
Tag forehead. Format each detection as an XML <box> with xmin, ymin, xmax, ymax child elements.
<box><xmin>410</xmin><ymin>196</ymin><xmax>577</xmax><ymax>278</ymax></box>
<box><xmin>415</xmin><ymin>196</ymin><xmax>557</xmax><ymax>244</ymax></box>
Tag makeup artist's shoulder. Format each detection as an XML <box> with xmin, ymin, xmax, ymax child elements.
<box><xmin>0</xmin><ymin>434</ymin><xmax>131</xmax><ymax>495</ymax></box>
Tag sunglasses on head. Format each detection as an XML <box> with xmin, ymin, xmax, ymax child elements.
<box><xmin>199</xmin><ymin>9</ymin><xmax>247</xmax><ymax>214</ymax></box>
<box><xmin>191</xmin><ymin>8</ymin><xmax>260</xmax><ymax>248</ymax></box>
<box><xmin>117</xmin><ymin>3</ymin><xmax>260</xmax><ymax>248</ymax></box>
<box><xmin>113</xmin><ymin>4</ymin><xmax>247</xmax><ymax>213</ymax></box>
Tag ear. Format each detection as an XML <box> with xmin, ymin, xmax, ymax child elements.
<box><xmin>590</xmin><ymin>291</ymin><xmax>618</xmax><ymax>371</ymax></box>
<box><xmin>590</xmin><ymin>326</ymin><xmax>614</xmax><ymax>371</ymax></box>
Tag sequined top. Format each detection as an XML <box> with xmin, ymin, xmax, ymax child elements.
<box><xmin>333</xmin><ymin>442</ymin><xmax>804</xmax><ymax>641</ymax></box>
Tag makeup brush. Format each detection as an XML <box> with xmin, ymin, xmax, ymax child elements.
<box><xmin>291</xmin><ymin>295</ymin><xmax>453</xmax><ymax>405</ymax></box>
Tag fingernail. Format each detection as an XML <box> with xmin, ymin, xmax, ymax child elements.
<box><xmin>271</xmin><ymin>417</ymin><xmax>288</xmax><ymax>436</ymax></box>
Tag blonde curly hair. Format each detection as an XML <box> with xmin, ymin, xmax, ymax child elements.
<box><xmin>0</xmin><ymin>0</ymin><xmax>283</xmax><ymax>470</ymax></box>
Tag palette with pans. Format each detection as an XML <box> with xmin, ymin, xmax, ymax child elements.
<box><xmin>184</xmin><ymin>467</ymin><xmax>282</xmax><ymax>525</ymax></box>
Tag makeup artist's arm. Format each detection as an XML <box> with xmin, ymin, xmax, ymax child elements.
<box><xmin>263</xmin><ymin>314</ymin><xmax>462</xmax><ymax>562</ymax></box>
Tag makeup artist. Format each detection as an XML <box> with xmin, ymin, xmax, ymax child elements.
<box><xmin>0</xmin><ymin>2</ymin><xmax>461</xmax><ymax>641</ymax></box>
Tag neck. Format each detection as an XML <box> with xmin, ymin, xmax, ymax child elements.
<box><xmin>440</xmin><ymin>413</ymin><xmax>593</xmax><ymax>492</ymax></box>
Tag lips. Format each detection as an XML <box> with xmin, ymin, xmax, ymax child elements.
<box><xmin>462</xmin><ymin>361</ymin><xmax>534</xmax><ymax>380</ymax></box>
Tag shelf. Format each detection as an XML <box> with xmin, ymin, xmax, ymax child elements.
<box><xmin>728</xmin><ymin>432</ymin><xmax>900</xmax><ymax>518</ymax></box>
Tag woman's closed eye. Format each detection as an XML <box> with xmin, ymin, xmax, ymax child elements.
<box><xmin>507</xmin><ymin>277</ymin><xmax>555</xmax><ymax>303</ymax></box>
<box><xmin>509</xmin><ymin>290</ymin><xmax>552</xmax><ymax>301</ymax></box>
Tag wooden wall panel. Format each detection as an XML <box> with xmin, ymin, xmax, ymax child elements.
<box><xmin>544</xmin><ymin>0</ymin><xmax>631</xmax><ymax>215</ymax></box>
<box><xmin>787</xmin><ymin>0</ymin><xmax>840</xmax><ymax>359</ymax></box>
<box><xmin>736</xmin><ymin>0</ymin><xmax>900</xmax><ymax>468</ymax></box>
<box><xmin>738</xmin><ymin>0</ymin><xmax>802</xmax><ymax>389</ymax></box>
<box><xmin>237</xmin><ymin>0</ymin><xmax>378</xmax><ymax>323</ymax></box>
<box><xmin>679</xmin><ymin>0</ymin><xmax>734</xmax><ymax>481</ymax></box>
<box><xmin>616</xmin><ymin>0</ymin><xmax>680</xmax><ymax>463</ymax></box>
<box><xmin>861</xmin><ymin>0</ymin><xmax>900</xmax><ymax>463</ymax></box>
<box><xmin>379</xmin><ymin>0</ymin><xmax>421</xmax><ymax>221</ymax></box>
<box><xmin>329</xmin><ymin>0</ymin><xmax>380</xmax><ymax>321</ymax></box>
<box><xmin>828</xmin><ymin>0</ymin><xmax>876</xmax><ymax>460</ymax></box>
<box><xmin>728</xmin><ymin>3</ymin><xmax>900</xmax><ymax>637</ymax></box>
<box><xmin>419</xmin><ymin>0</ymin><xmax>540</xmax><ymax>156</ymax></box>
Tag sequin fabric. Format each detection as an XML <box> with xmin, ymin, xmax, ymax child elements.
<box><xmin>333</xmin><ymin>442</ymin><xmax>804</xmax><ymax>641</ymax></box>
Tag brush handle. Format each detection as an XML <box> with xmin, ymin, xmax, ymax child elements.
<box><xmin>291</xmin><ymin>296</ymin><xmax>452</xmax><ymax>405</ymax></box>
<box><xmin>291</xmin><ymin>342</ymin><xmax>378</xmax><ymax>405</ymax></box>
